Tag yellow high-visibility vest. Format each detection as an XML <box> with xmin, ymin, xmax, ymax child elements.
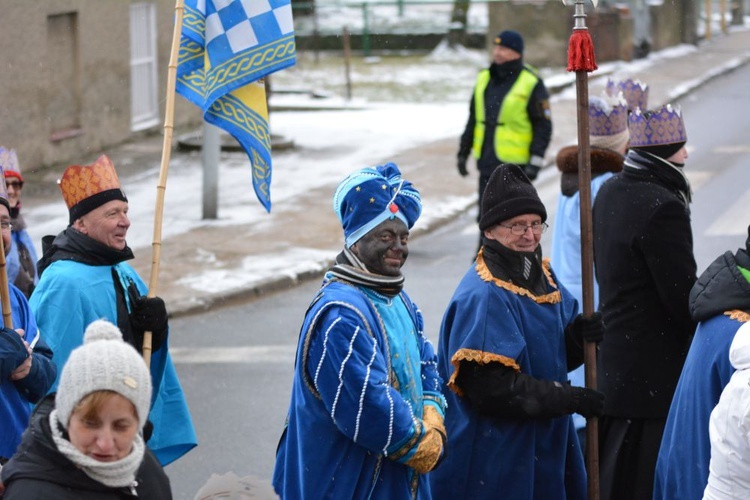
<box><xmin>472</xmin><ymin>66</ymin><xmax>539</xmax><ymax>164</ymax></box>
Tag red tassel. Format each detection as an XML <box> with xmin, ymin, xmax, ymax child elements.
<box><xmin>567</xmin><ymin>29</ymin><xmax>598</xmax><ymax>72</ymax></box>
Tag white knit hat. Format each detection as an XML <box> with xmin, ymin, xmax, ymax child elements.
<box><xmin>56</xmin><ymin>319</ymin><xmax>152</xmax><ymax>429</ymax></box>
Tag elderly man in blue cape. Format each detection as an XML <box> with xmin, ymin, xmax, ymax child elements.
<box><xmin>654</xmin><ymin>227</ymin><xmax>750</xmax><ymax>500</ymax></box>
<box><xmin>429</xmin><ymin>164</ymin><xmax>605</xmax><ymax>500</ymax></box>
<box><xmin>0</xmin><ymin>169</ymin><xmax>56</xmax><ymax>465</ymax></box>
<box><xmin>273</xmin><ymin>163</ymin><xmax>447</xmax><ymax>499</ymax></box>
<box><xmin>29</xmin><ymin>155</ymin><xmax>196</xmax><ymax>466</ymax></box>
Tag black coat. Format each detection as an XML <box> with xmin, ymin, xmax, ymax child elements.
<box><xmin>1</xmin><ymin>397</ymin><xmax>172</xmax><ymax>499</ymax></box>
<box><xmin>592</xmin><ymin>153</ymin><xmax>697</xmax><ymax>418</ymax></box>
<box><xmin>690</xmin><ymin>247</ymin><xmax>750</xmax><ymax>321</ymax></box>
<box><xmin>458</xmin><ymin>58</ymin><xmax>552</xmax><ymax>172</ymax></box>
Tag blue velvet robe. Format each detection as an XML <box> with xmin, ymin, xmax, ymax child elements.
<box><xmin>273</xmin><ymin>279</ymin><xmax>445</xmax><ymax>499</ymax></box>
<box><xmin>429</xmin><ymin>258</ymin><xmax>587</xmax><ymax>500</ymax></box>
<box><xmin>0</xmin><ymin>284</ymin><xmax>56</xmax><ymax>459</ymax></box>
<box><xmin>653</xmin><ymin>313</ymin><xmax>743</xmax><ymax>500</ymax></box>
<box><xmin>29</xmin><ymin>260</ymin><xmax>197</xmax><ymax>466</ymax></box>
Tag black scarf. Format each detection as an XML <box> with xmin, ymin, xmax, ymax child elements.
<box><xmin>9</xmin><ymin>203</ymin><xmax>22</xmax><ymax>226</ymax></box>
<box><xmin>328</xmin><ymin>247</ymin><xmax>404</xmax><ymax>297</ymax></box>
<box><xmin>624</xmin><ymin>150</ymin><xmax>692</xmax><ymax>206</ymax></box>
<box><xmin>37</xmin><ymin>228</ymin><xmax>134</xmax><ymax>278</ymax></box>
<box><xmin>488</xmin><ymin>58</ymin><xmax>523</xmax><ymax>81</ymax></box>
<box><xmin>481</xmin><ymin>238</ymin><xmax>548</xmax><ymax>296</ymax></box>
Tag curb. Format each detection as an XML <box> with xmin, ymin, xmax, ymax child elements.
<box><xmin>167</xmin><ymin>196</ymin><xmax>478</xmax><ymax>318</ymax></box>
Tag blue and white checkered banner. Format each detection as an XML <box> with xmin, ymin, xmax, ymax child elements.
<box><xmin>177</xmin><ymin>0</ymin><xmax>296</xmax><ymax>212</ymax></box>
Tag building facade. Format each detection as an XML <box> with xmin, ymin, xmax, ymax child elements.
<box><xmin>0</xmin><ymin>0</ymin><xmax>201</xmax><ymax>172</ymax></box>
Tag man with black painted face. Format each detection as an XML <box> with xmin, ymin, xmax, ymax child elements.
<box><xmin>274</xmin><ymin>163</ymin><xmax>446</xmax><ymax>500</ymax></box>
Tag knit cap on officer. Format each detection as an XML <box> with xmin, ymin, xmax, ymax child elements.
<box><xmin>479</xmin><ymin>163</ymin><xmax>547</xmax><ymax>231</ymax></box>
<box><xmin>333</xmin><ymin>162</ymin><xmax>422</xmax><ymax>248</ymax></box>
<box><xmin>494</xmin><ymin>30</ymin><xmax>524</xmax><ymax>55</ymax></box>
<box><xmin>55</xmin><ymin>319</ymin><xmax>152</xmax><ymax>430</ymax></box>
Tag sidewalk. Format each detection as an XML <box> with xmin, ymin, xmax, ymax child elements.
<box><xmin>22</xmin><ymin>29</ymin><xmax>750</xmax><ymax>317</ymax></box>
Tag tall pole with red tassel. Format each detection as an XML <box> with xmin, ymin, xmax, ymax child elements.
<box><xmin>563</xmin><ymin>0</ymin><xmax>599</xmax><ymax>498</ymax></box>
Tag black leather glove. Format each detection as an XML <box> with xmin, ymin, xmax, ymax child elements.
<box><xmin>128</xmin><ymin>283</ymin><xmax>169</xmax><ymax>351</ymax></box>
<box><xmin>143</xmin><ymin>419</ymin><xmax>154</xmax><ymax>442</ymax></box>
<box><xmin>522</xmin><ymin>163</ymin><xmax>541</xmax><ymax>181</ymax></box>
<box><xmin>457</xmin><ymin>156</ymin><xmax>469</xmax><ymax>177</ymax></box>
<box><xmin>567</xmin><ymin>386</ymin><xmax>605</xmax><ymax>418</ymax></box>
<box><xmin>570</xmin><ymin>311</ymin><xmax>605</xmax><ymax>344</ymax></box>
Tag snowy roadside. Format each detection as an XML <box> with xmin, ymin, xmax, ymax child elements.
<box><xmin>20</xmin><ymin>33</ymin><xmax>740</xmax><ymax>305</ymax></box>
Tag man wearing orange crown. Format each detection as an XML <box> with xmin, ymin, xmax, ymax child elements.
<box><xmin>592</xmin><ymin>105</ymin><xmax>698</xmax><ymax>499</ymax></box>
<box><xmin>29</xmin><ymin>155</ymin><xmax>196</xmax><ymax>466</ymax></box>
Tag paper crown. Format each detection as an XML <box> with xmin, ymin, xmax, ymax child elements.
<box><xmin>59</xmin><ymin>155</ymin><xmax>127</xmax><ymax>223</ymax></box>
<box><xmin>589</xmin><ymin>94</ymin><xmax>629</xmax><ymax>137</ymax></box>
<box><xmin>0</xmin><ymin>147</ymin><xmax>22</xmax><ymax>182</ymax></box>
<box><xmin>0</xmin><ymin>167</ymin><xmax>9</xmax><ymax>210</ymax></box>
<box><xmin>628</xmin><ymin>105</ymin><xmax>687</xmax><ymax>148</ymax></box>
<box><xmin>606</xmin><ymin>78</ymin><xmax>649</xmax><ymax>113</ymax></box>
<box><xmin>333</xmin><ymin>162</ymin><xmax>422</xmax><ymax>248</ymax></box>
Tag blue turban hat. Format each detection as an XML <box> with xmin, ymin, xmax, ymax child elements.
<box><xmin>333</xmin><ymin>162</ymin><xmax>422</xmax><ymax>248</ymax></box>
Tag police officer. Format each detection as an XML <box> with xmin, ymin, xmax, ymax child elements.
<box><xmin>457</xmin><ymin>30</ymin><xmax>552</xmax><ymax>236</ymax></box>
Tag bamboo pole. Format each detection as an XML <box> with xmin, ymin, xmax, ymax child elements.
<box><xmin>143</xmin><ymin>0</ymin><xmax>185</xmax><ymax>368</ymax></box>
<box><xmin>0</xmin><ymin>236</ymin><xmax>13</xmax><ymax>329</ymax></box>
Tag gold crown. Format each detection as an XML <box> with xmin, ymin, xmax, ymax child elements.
<box><xmin>59</xmin><ymin>155</ymin><xmax>122</xmax><ymax>210</ymax></box>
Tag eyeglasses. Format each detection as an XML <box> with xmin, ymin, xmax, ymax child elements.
<box><xmin>0</xmin><ymin>221</ymin><xmax>13</xmax><ymax>231</ymax></box>
<box><xmin>498</xmin><ymin>221</ymin><xmax>548</xmax><ymax>236</ymax></box>
<box><xmin>5</xmin><ymin>181</ymin><xmax>22</xmax><ymax>189</ymax></box>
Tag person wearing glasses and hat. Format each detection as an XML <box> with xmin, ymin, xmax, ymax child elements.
<box><xmin>273</xmin><ymin>163</ymin><xmax>446</xmax><ymax>499</ymax></box>
<box><xmin>429</xmin><ymin>163</ymin><xmax>604</xmax><ymax>500</ymax></box>
<box><xmin>0</xmin><ymin>148</ymin><xmax>38</xmax><ymax>298</ymax></box>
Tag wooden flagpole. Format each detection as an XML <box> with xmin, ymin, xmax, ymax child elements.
<box><xmin>0</xmin><ymin>236</ymin><xmax>14</xmax><ymax>329</ymax></box>
<box><xmin>143</xmin><ymin>0</ymin><xmax>186</xmax><ymax>368</ymax></box>
<box><xmin>565</xmin><ymin>0</ymin><xmax>599</xmax><ymax>498</ymax></box>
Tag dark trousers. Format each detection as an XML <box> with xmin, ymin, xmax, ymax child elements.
<box><xmin>599</xmin><ymin>415</ymin><xmax>667</xmax><ymax>500</ymax></box>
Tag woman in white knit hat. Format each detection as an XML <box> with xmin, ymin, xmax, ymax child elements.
<box><xmin>0</xmin><ymin>320</ymin><xmax>172</xmax><ymax>498</ymax></box>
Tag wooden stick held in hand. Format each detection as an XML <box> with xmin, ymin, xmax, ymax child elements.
<box><xmin>144</xmin><ymin>0</ymin><xmax>185</xmax><ymax>368</ymax></box>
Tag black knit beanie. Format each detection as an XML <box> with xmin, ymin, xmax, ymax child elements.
<box><xmin>479</xmin><ymin>164</ymin><xmax>547</xmax><ymax>231</ymax></box>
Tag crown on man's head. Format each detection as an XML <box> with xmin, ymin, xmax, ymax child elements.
<box><xmin>628</xmin><ymin>105</ymin><xmax>687</xmax><ymax>148</ymax></box>
<box><xmin>59</xmin><ymin>155</ymin><xmax>127</xmax><ymax>223</ymax></box>
<box><xmin>606</xmin><ymin>78</ymin><xmax>649</xmax><ymax>113</ymax></box>
<box><xmin>590</xmin><ymin>93</ymin><xmax>629</xmax><ymax>137</ymax></box>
